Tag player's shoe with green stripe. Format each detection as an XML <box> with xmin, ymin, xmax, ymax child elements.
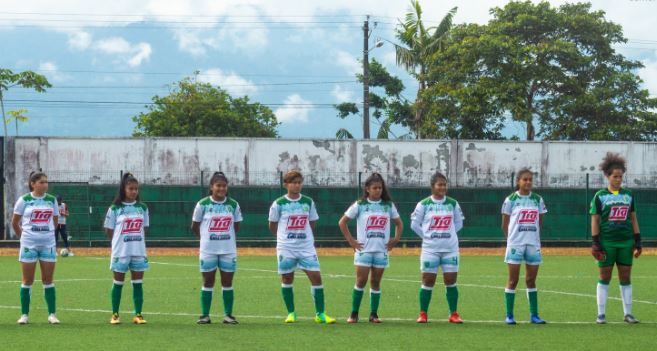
<box><xmin>315</xmin><ymin>313</ymin><xmax>336</xmax><ymax>324</ymax></box>
<box><xmin>284</xmin><ymin>312</ymin><xmax>297</xmax><ymax>323</ymax></box>
<box><xmin>624</xmin><ymin>314</ymin><xmax>639</xmax><ymax>324</ymax></box>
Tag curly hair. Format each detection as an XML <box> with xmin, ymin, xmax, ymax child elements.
<box><xmin>599</xmin><ymin>152</ymin><xmax>626</xmax><ymax>176</ymax></box>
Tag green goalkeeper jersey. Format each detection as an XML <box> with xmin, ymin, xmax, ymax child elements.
<box><xmin>589</xmin><ymin>188</ymin><xmax>635</xmax><ymax>243</ymax></box>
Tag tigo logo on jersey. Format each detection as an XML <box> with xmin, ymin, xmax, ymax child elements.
<box><xmin>121</xmin><ymin>218</ymin><xmax>144</xmax><ymax>234</ymax></box>
<box><xmin>209</xmin><ymin>216</ymin><xmax>232</xmax><ymax>232</ymax></box>
<box><xmin>287</xmin><ymin>215</ymin><xmax>308</xmax><ymax>230</ymax></box>
<box><xmin>30</xmin><ymin>209</ymin><xmax>53</xmax><ymax>223</ymax></box>
<box><xmin>609</xmin><ymin>206</ymin><xmax>630</xmax><ymax>221</ymax></box>
<box><xmin>429</xmin><ymin>215</ymin><xmax>452</xmax><ymax>230</ymax></box>
<box><xmin>366</xmin><ymin>216</ymin><xmax>388</xmax><ymax>231</ymax></box>
<box><xmin>518</xmin><ymin>209</ymin><xmax>539</xmax><ymax>224</ymax></box>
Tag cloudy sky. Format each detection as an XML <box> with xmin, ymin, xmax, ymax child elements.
<box><xmin>1</xmin><ymin>0</ymin><xmax>656</xmax><ymax>139</ymax></box>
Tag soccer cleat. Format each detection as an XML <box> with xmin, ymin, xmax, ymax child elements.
<box><xmin>448</xmin><ymin>312</ymin><xmax>464</xmax><ymax>324</ymax></box>
<box><xmin>284</xmin><ymin>312</ymin><xmax>297</xmax><ymax>323</ymax></box>
<box><xmin>197</xmin><ymin>315</ymin><xmax>211</xmax><ymax>324</ymax></box>
<box><xmin>223</xmin><ymin>315</ymin><xmax>239</xmax><ymax>324</ymax></box>
<box><xmin>416</xmin><ymin>311</ymin><xmax>428</xmax><ymax>323</ymax></box>
<box><xmin>596</xmin><ymin>314</ymin><xmax>606</xmax><ymax>324</ymax></box>
<box><xmin>505</xmin><ymin>315</ymin><xmax>517</xmax><ymax>325</ymax></box>
<box><xmin>530</xmin><ymin>314</ymin><xmax>546</xmax><ymax>324</ymax></box>
<box><xmin>17</xmin><ymin>314</ymin><xmax>29</xmax><ymax>325</ymax></box>
<box><xmin>369</xmin><ymin>313</ymin><xmax>382</xmax><ymax>324</ymax></box>
<box><xmin>347</xmin><ymin>312</ymin><xmax>358</xmax><ymax>324</ymax></box>
<box><xmin>624</xmin><ymin>314</ymin><xmax>639</xmax><ymax>324</ymax></box>
<box><xmin>132</xmin><ymin>314</ymin><xmax>147</xmax><ymax>324</ymax></box>
<box><xmin>110</xmin><ymin>313</ymin><xmax>121</xmax><ymax>325</ymax></box>
<box><xmin>47</xmin><ymin>314</ymin><xmax>60</xmax><ymax>324</ymax></box>
<box><xmin>314</xmin><ymin>313</ymin><xmax>336</xmax><ymax>324</ymax></box>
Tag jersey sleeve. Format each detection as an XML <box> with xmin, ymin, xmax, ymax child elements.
<box><xmin>501</xmin><ymin>197</ymin><xmax>513</xmax><ymax>215</ymax></box>
<box><xmin>630</xmin><ymin>195</ymin><xmax>636</xmax><ymax>213</ymax></box>
<box><xmin>390</xmin><ymin>203</ymin><xmax>401</xmax><ymax>219</ymax></box>
<box><xmin>13</xmin><ymin>197</ymin><xmax>26</xmax><ymax>216</ymax></box>
<box><xmin>192</xmin><ymin>202</ymin><xmax>204</xmax><ymax>223</ymax></box>
<box><xmin>268</xmin><ymin>201</ymin><xmax>280</xmax><ymax>222</ymax></box>
<box><xmin>52</xmin><ymin>198</ymin><xmax>60</xmax><ymax>217</ymax></box>
<box><xmin>410</xmin><ymin>202</ymin><xmax>425</xmax><ymax>237</ymax></box>
<box><xmin>143</xmin><ymin>208</ymin><xmax>150</xmax><ymax>227</ymax></box>
<box><xmin>234</xmin><ymin>203</ymin><xmax>243</xmax><ymax>222</ymax></box>
<box><xmin>344</xmin><ymin>202</ymin><xmax>359</xmax><ymax>219</ymax></box>
<box><xmin>539</xmin><ymin>197</ymin><xmax>547</xmax><ymax>214</ymax></box>
<box><xmin>454</xmin><ymin>202</ymin><xmax>465</xmax><ymax>232</ymax></box>
<box><xmin>589</xmin><ymin>194</ymin><xmax>601</xmax><ymax>215</ymax></box>
<box><xmin>309</xmin><ymin>200</ymin><xmax>319</xmax><ymax>221</ymax></box>
<box><xmin>103</xmin><ymin>207</ymin><xmax>116</xmax><ymax>230</ymax></box>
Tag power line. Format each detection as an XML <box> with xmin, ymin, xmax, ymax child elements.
<box><xmin>4</xmin><ymin>98</ymin><xmax>346</xmax><ymax>107</ymax></box>
<box><xmin>5</xmin><ymin>68</ymin><xmax>356</xmax><ymax>78</ymax></box>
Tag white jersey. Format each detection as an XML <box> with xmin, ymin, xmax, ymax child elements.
<box><xmin>192</xmin><ymin>196</ymin><xmax>243</xmax><ymax>255</ymax></box>
<box><xmin>268</xmin><ymin>194</ymin><xmax>319</xmax><ymax>254</ymax></box>
<box><xmin>13</xmin><ymin>193</ymin><xmax>60</xmax><ymax>247</ymax></box>
<box><xmin>411</xmin><ymin>196</ymin><xmax>464</xmax><ymax>253</ymax></box>
<box><xmin>58</xmin><ymin>203</ymin><xmax>67</xmax><ymax>225</ymax></box>
<box><xmin>344</xmin><ymin>199</ymin><xmax>400</xmax><ymax>253</ymax></box>
<box><xmin>501</xmin><ymin>191</ymin><xmax>547</xmax><ymax>246</ymax></box>
<box><xmin>104</xmin><ymin>201</ymin><xmax>149</xmax><ymax>258</ymax></box>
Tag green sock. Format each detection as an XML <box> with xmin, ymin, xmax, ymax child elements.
<box><xmin>20</xmin><ymin>285</ymin><xmax>31</xmax><ymax>315</ymax></box>
<box><xmin>201</xmin><ymin>288</ymin><xmax>213</xmax><ymax>316</ymax></box>
<box><xmin>44</xmin><ymin>285</ymin><xmax>56</xmax><ymax>314</ymax></box>
<box><xmin>132</xmin><ymin>280</ymin><xmax>143</xmax><ymax>315</ymax></box>
<box><xmin>370</xmin><ymin>289</ymin><xmax>381</xmax><ymax>314</ymax></box>
<box><xmin>281</xmin><ymin>285</ymin><xmax>295</xmax><ymax>313</ymax></box>
<box><xmin>312</xmin><ymin>286</ymin><xmax>325</xmax><ymax>315</ymax></box>
<box><xmin>111</xmin><ymin>281</ymin><xmax>124</xmax><ymax>314</ymax></box>
<box><xmin>446</xmin><ymin>285</ymin><xmax>458</xmax><ymax>314</ymax></box>
<box><xmin>527</xmin><ymin>288</ymin><xmax>538</xmax><ymax>315</ymax></box>
<box><xmin>419</xmin><ymin>286</ymin><xmax>433</xmax><ymax>312</ymax></box>
<box><xmin>352</xmin><ymin>287</ymin><xmax>364</xmax><ymax>313</ymax></box>
<box><xmin>222</xmin><ymin>287</ymin><xmax>234</xmax><ymax>316</ymax></box>
<box><xmin>505</xmin><ymin>289</ymin><xmax>516</xmax><ymax>316</ymax></box>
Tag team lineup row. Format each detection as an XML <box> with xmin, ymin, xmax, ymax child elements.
<box><xmin>11</xmin><ymin>152</ymin><xmax>642</xmax><ymax>325</ymax></box>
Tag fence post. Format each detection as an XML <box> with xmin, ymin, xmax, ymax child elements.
<box><xmin>510</xmin><ymin>172</ymin><xmax>515</xmax><ymax>190</ymax></box>
<box><xmin>279</xmin><ymin>171</ymin><xmax>284</xmax><ymax>195</ymax></box>
<box><xmin>200</xmin><ymin>170</ymin><xmax>204</xmax><ymax>197</ymax></box>
<box><xmin>585</xmin><ymin>173</ymin><xmax>590</xmax><ymax>240</ymax></box>
<box><xmin>357</xmin><ymin>171</ymin><xmax>362</xmax><ymax>198</ymax></box>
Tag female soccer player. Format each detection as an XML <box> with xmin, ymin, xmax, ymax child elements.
<box><xmin>268</xmin><ymin>170</ymin><xmax>336</xmax><ymax>324</ymax></box>
<box><xmin>12</xmin><ymin>172</ymin><xmax>60</xmax><ymax>324</ymax></box>
<box><xmin>339</xmin><ymin>173</ymin><xmax>403</xmax><ymax>323</ymax></box>
<box><xmin>55</xmin><ymin>195</ymin><xmax>73</xmax><ymax>256</ymax></box>
<box><xmin>104</xmin><ymin>173</ymin><xmax>149</xmax><ymax>325</ymax></box>
<box><xmin>411</xmin><ymin>172</ymin><xmax>464</xmax><ymax>324</ymax></box>
<box><xmin>591</xmin><ymin>153</ymin><xmax>641</xmax><ymax>324</ymax></box>
<box><xmin>501</xmin><ymin>168</ymin><xmax>547</xmax><ymax>325</ymax></box>
<box><xmin>192</xmin><ymin>172</ymin><xmax>243</xmax><ymax>325</ymax></box>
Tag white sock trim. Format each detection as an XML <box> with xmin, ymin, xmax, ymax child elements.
<box><xmin>311</xmin><ymin>285</ymin><xmax>324</xmax><ymax>290</ymax></box>
<box><xmin>526</xmin><ymin>288</ymin><xmax>537</xmax><ymax>293</ymax></box>
<box><xmin>370</xmin><ymin>289</ymin><xmax>381</xmax><ymax>294</ymax></box>
<box><xmin>21</xmin><ymin>284</ymin><xmax>32</xmax><ymax>289</ymax></box>
<box><xmin>353</xmin><ymin>286</ymin><xmax>364</xmax><ymax>291</ymax></box>
<box><xmin>113</xmin><ymin>280</ymin><xmax>125</xmax><ymax>286</ymax></box>
<box><xmin>201</xmin><ymin>286</ymin><xmax>214</xmax><ymax>292</ymax></box>
<box><xmin>445</xmin><ymin>284</ymin><xmax>457</xmax><ymax>288</ymax></box>
<box><xmin>505</xmin><ymin>288</ymin><xmax>516</xmax><ymax>294</ymax></box>
<box><xmin>43</xmin><ymin>284</ymin><xmax>55</xmax><ymax>289</ymax></box>
<box><xmin>131</xmin><ymin>280</ymin><xmax>143</xmax><ymax>284</ymax></box>
<box><xmin>222</xmin><ymin>287</ymin><xmax>233</xmax><ymax>291</ymax></box>
<box><xmin>281</xmin><ymin>283</ymin><xmax>293</xmax><ymax>288</ymax></box>
<box><xmin>421</xmin><ymin>285</ymin><xmax>434</xmax><ymax>291</ymax></box>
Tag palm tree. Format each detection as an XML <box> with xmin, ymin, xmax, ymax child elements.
<box><xmin>394</xmin><ymin>2</ymin><xmax>457</xmax><ymax>138</ymax></box>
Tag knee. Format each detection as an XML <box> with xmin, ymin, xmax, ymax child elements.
<box><xmin>525</xmin><ymin>277</ymin><xmax>536</xmax><ymax>287</ymax></box>
<box><xmin>507</xmin><ymin>279</ymin><xmax>519</xmax><ymax>289</ymax></box>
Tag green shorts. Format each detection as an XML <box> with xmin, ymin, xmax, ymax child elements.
<box><xmin>598</xmin><ymin>240</ymin><xmax>634</xmax><ymax>267</ymax></box>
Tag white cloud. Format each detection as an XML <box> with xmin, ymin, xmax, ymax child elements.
<box><xmin>275</xmin><ymin>94</ymin><xmax>312</xmax><ymax>123</ymax></box>
<box><xmin>38</xmin><ymin>61</ymin><xmax>70</xmax><ymax>82</ymax></box>
<box><xmin>198</xmin><ymin>68</ymin><xmax>258</xmax><ymax>96</ymax></box>
<box><xmin>639</xmin><ymin>54</ymin><xmax>657</xmax><ymax>96</ymax></box>
<box><xmin>173</xmin><ymin>29</ymin><xmax>208</xmax><ymax>56</ymax></box>
<box><xmin>332</xmin><ymin>84</ymin><xmax>354</xmax><ymax>103</ymax></box>
<box><xmin>94</xmin><ymin>37</ymin><xmax>152</xmax><ymax>67</ymax></box>
<box><xmin>67</xmin><ymin>30</ymin><xmax>92</xmax><ymax>50</ymax></box>
<box><xmin>335</xmin><ymin>50</ymin><xmax>361</xmax><ymax>76</ymax></box>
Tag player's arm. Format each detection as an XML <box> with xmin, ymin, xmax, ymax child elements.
<box><xmin>410</xmin><ymin>204</ymin><xmax>424</xmax><ymax>237</ymax></box>
<box><xmin>268</xmin><ymin>222</ymin><xmax>278</xmax><ymax>236</ymax></box>
<box><xmin>104</xmin><ymin>228</ymin><xmax>114</xmax><ymax>240</ymax></box>
<box><xmin>338</xmin><ymin>215</ymin><xmax>361</xmax><ymax>250</ymax></box>
<box><xmin>590</xmin><ymin>214</ymin><xmax>605</xmax><ymax>260</ymax></box>
<box><xmin>234</xmin><ymin>222</ymin><xmax>241</xmax><ymax>233</ymax></box>
<box><xmin>309</xmin><ymin>221</ymin><xmax>317</xmax><ymax>232</ymax></box>
<box><xmin>11</xmin><ymin>214</ymin><xmax>22</xmax><ymax>238</ymax></box>
<box><xmin>191</xmin><ymin>221</ymin><xmax>201</xmax><ymax>238</ymax></box>
<box><xmin>501</xmin><ymin>214</ymin><xmax>510</xmax><ymax>238</ymax></box>
<box><xmin>631</xmin><ymin>212</ymin><xmax>641</xmax><ymax>258</ymax></box>
<box><xmin>388</xmin><ymin>216</ymin><xmax>403</xmax><ymax>250</ymax></box>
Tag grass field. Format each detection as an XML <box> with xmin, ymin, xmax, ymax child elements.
<box><xmin>1</xmin><ymin>253</ymin><xmax>657</xmax><ymax>350</ymax></box>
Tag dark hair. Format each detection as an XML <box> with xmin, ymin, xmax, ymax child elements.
<box><xmin>514</xmin><ymin>168</ymin><xmax>534</xmax><ymax>191</ymax></box>
<box><xmin>113</xmin><ymin>172</ymin><xmax>140</xmax><ymax>205</ymax></box>
<box><xmin>208</xmin><ymin>171</ymin><xmax>229</xmax><ymax>195</ymax></box>
<box><xmin>28</xmin><ymin>171</ymin><xmax>47</xmax><ymax>192</ymax></box>
<box><xmin>283</xmin><ymin>170</ymin><xmax>303</xmax><ymax>184</ymax></box>
<box><xmin>361</xmin><ymin>172</ymin><xmax>392</xmax><ymax>202</ymax></box>
<box><xmin>430</xmin><ymin>172</ymin><xmax>448</xmax><ymax>187</ymax></box>
<box><xmin>599</xmin><ymin>152</ymin><xmax>626</xmax><ymax>176</ymax></box>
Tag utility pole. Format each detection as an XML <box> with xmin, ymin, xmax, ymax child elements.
<box><xmin>362</xmin><ymin>16</ymin><xmax>370</xmax><ymax>139</ymax></box>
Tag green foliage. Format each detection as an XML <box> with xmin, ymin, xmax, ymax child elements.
<box><xmin>132</xmin><ymin>75</ymin><xmax>279</xmax><ymax>137</ymax></box>
<box><xmin>0</xmin><ymin>69</ymin><xmax>51</xmax><ymax>138</ymax></box>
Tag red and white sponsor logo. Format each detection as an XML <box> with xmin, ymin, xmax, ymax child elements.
<box><xmin>518</xmin><ymin>209</ymin><xmax>539</xmax><ymax>224</ymax></box>
<box><xmin>609</xmin><ymin>206</ymin><xmax>630</xmax><ymax>221</ymax></box>
<box><xmin>287</xmin><ymin>215</ymin><xmax>308</xmax><ymax>230</ymax></box>
<box><xmin>209</xmin><ymin>216</ymin><xmax>232</xmax><ymax>232</ymax></box>
<box><xmin>429</xmin><ymin>215</ymin><xmax>452</xmax><ymax>230</ymax></box>
<box><xmin>30</xmin><ymin>209</ymin><xmax>53</xmax><ymax>224</ymax></box>
<box><xmin>121</xmin><ymin>218</ymin><xmax>144</xmax><ymax>234</ymax></box>
<box><xmin>366</xmin><ymin>215</ymin><xmax>388</xmax><ymax>231</ymax></box>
